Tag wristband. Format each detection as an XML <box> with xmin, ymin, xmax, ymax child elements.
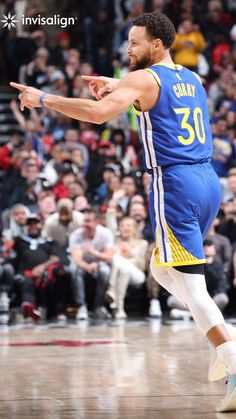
<box><xmin>39</xmin><ymin>93</ymin><xmax>47</xmax><ymax>107</ymax></box>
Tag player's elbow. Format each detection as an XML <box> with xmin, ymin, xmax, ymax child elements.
<box><xmin>91</xmin><ymin>114</ymin><xmax>104</xmax><ymax>124</ymax></box>
<box><xmin>91</xmin><ymin>112</ymin><xmax>107</xmax><ymax>125</ymax></box>
<box><xmin>90</xmin><ymin>104</ymin><xmax>109</xmax><ymax>124</ymax></box>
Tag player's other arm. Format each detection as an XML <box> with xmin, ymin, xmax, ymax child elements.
<box><xmin>10</xmin><ymin>71</ymin><xmax>158</xmax><ymax>124</ymax></box>
<box><xmin>81</xmin><ymin>75</ymin><xmax>121</xmax><ymax>99</ymax></box>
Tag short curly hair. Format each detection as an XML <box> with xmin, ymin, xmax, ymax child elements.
<box><xmin>132</xmin><ymin>12</ymin><xmax>176</xmax><ymax>49</ymax></box>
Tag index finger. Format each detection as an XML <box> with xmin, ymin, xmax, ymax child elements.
<box><xmin>81</xmin><ymin>75</ymin><xmax>102</xmax><ymax>81</ymax></box>
<box><xmin>10</xmin><ymin>82</ymin><xmax>27</xmax><ymax>91</ymax></box>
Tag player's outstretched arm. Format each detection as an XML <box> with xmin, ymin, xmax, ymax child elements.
<box><xmin>10</xmin><ymin>70</ymin><xmax>158</xmax><ymax>124</ymax></box>
<box><xmin>81</xmin><ymin>76</ymin><xmax>120</xmax><ymax>100</ymax></box>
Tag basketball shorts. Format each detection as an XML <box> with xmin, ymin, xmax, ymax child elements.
<box><xmin>149</xmin><ymin>161</ymin><xmax>222</xmax><ymax>268</ymax></box>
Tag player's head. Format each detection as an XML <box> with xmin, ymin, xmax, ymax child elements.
<box><xmin>127</xmin><ymin>12</ymin><xmax>175</xmax><ymax>71</ymax></box>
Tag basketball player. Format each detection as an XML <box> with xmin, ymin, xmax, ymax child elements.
<box><xmin>10</xmin><ymin>12</ymin><xmax>236</xmax><ymax>412</ymax></box>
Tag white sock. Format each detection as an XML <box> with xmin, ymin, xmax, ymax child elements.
<box><xmin>217</xmin><ymin>341</ymin><xmax>236</xmax><ymax>374</ymax></box>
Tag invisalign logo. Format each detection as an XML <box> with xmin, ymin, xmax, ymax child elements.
<box><xmin>1</xmin><ymin>13</ymin><xmax>78</xmax><ymax>30</ymax></box>
<box><xmin>1</xmin><ymin>13</ymin><xmax>18</xmax><ymax>30</ymax></box>
<box><xmin>22</xmin><ymin>14</ymin><xmax>78</xmax><ymax>28</ymax></box>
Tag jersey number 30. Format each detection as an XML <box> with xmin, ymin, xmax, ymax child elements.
<box><xmin>174</xmin><ymin>107</ymin><xmax>206</xmax><ymax>145</ymax></box>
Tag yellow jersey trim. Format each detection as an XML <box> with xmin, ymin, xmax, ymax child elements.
<box><xmin>145</xmin><ymin>68</ymin><xmax>161</xmax><ymax>86</ymax></box>
<box><xmin>154</xmin><ymin>259</ymin><xmax>206</xmax><ymax>268</ymax></box>
<box><xmin>153</xmin><ymin>63</ymin><xmax>182</xmax><ymax>70</ymax></box>
<box><xmin>133</xmin><ymin>106</ymin><xmax>141</xmax><ymax>115</ymax></box>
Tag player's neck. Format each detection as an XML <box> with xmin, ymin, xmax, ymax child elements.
<box><xmin>152</xmin><ymin>50</ymin><xmax>174</xmax><ymax>66</ymax></box>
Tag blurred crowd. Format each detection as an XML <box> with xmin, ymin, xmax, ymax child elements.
<box><xmin>0</xmin><ymin>0</ymin><xmax>235</xmax><ymax>324</ymax></box>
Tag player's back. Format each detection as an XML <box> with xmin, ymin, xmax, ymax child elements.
<box><xmin>136</xmin><ymin>64</ymin><xmax>213</xmax><ymax>171</ymax></box>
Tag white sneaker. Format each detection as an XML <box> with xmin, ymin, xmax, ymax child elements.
<box><xmin>208</xmin><ymin>354</ymin><xmax>226</xmax><ymax>382</ymax></box>
<box><xmin>115</xmin><ymin>309</ymin><xmax>127</xmax><ymax>320</ymax></box>
<box><xmin>0</xmin><ymin>314</ymin><xmax>9</xmax><ymax>324</ymax></box>
<box><xmin>208</xmin><ymin>324</ymin><xmax>236</xmax><ymax>382</ymax></box>
<box><xmin>149</xmin><ymin>299</ymin><xmax>162</xmax><ymax>318</ymax></box>
<box><xmin>217</xmin><ymin>374</ymin><xmax>236</xmax><ymax>412</ymax></box>
<box><xmin>57</xmin><ymin>313</ymin><xmax>67</xmax><ymax>322</ymax></box>
<box><xmin>170</xmin><ymin>308</ymin><xmax>192</xmax><ymax>320</ymax></box>
<box><xmin>76</xmin><ymin>305</ymin><xmax>88</xmax><ymax>320</ymax></box>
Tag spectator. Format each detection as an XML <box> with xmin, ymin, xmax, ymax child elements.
<box><xmin>23</xmin><ymin>47</ymin><xmax>50</xmax><ymax>88</ymax></box>
<box><xmin>42</xmin><ymin>198</ymin><xmax>84</xmax><ymax>262</ymax></box>
<box><xmin>74</xmin><ymin>196</ymin><xmax>90</xmax><ymax>212</ymax></box>
<box><xmin>172</xmin><ymin>19</ymin><xmax>206</xmax><ymax>71</ymax></box>
<box><xmin>50</xmin><ymin>32</ymin><xmax>72</xmax><ymax>68</ymax></box>
<box><xmin>104</xmin><ymin>200</ymin><xmax>125</xmax><ymax>235</ymax></box>
<box><xmin>7</xmin><ymin>204</ymin><xmax>30</xmax><ymax>237</ymax></box>
<box><xmin>68</xmin><ymin>208</ymin><xmax>114</xmax><ymax>320</ymax></box>
<box><xmin>67</xmin><ymin>179</ymin><xmax>87</xmax><ymax>201</ymax></box>
<box><xmin>53</xmin><ymin>168</ymin><xmax>77</xmax><ymax>200</ymax></box>
<box><xmin>217</xmin><ymin>197</ymin><xmax>236</xmax><ymax>244</ymax></box>
<box><xmin>0</xmin><ymin>222</ymin><xmax>15</xmax><ymax>324</ymax></box>
<box><xmin>118</xmin><ymin>175</ymin><xmax>137</xmax><ymax>212</ymax></box>
<box><xmin>61</xmin><ymin>128</ymin><xmax>89</xmax><ymax>176</ymax></box>
<box><xmin>129</xmin><ymin>201</ymin><xmax>153</xmax><ymax>242</ymax></box>
<box><xmin>0</xmin><ymin>133</ymin><xmax>24</xmax><ymax>173</ymax></box>
<box><xmin>202</xmin><ymin>0</ymin><xmax>230</xmax><ymax>57</ymax></box>
<box><xmin>211</xmin><ymin>119</ymin><xmax>236</xmax><ymax>197</ymax></box>
<box><xmin>129</xmin><ymin>194</ymin><xmax>145</xmax><ymax>207</ymax></box>
<box><xmin>95</xmin><ymin>164</ymin><xmax>121</xmax><ymax>204</ymax></box>
<box><xmin>14</xmin><ymin>214</ymin><xmax>64</xmax><ymax>321</ymax></box>
<box><xmin>223</xmin><ymin>174</ymin><xmax>236</xmax><ymax>203</ymax></box>
<box><xmin>0</xmin><ymin>159</ymin><xmax>42</xmax><ymax>212</ymax></box>
<box><xmin>10</xmin><ymin>99</ymin><xmax>45</xmax><ymax>159</ymax></box>
<box><xmin>102</xmin><ymin>172</ymin><xmax>124</xmax><ymax>208</ymax></box>
<box><xmin>48</xmin><ymin>69</ymin><xmax>69</xmax><ymax>96</ymax></box>
<box><xmin>205</xmin><ymin>216</ymin><xmax>232</xmax><ymax>273</ymax></box>
<box><xmin>203</xmin><ymin>240</ymin><xmax>229</xmax><ymax>312</ymax></box>
<box><xmin>37</xmin><ymin>192</ymin><xmax>57</xmax><ymax>220</ymax></box>
<box><xmin>109</xmin><ymin>128</ymin><xmax>139</xmax><ymax>173</ymax></box>
<box><xmin>227</xmin><ymin>242</ymin><xmax>236</xmax><ymax>315</ymax></box>
<box><xmin>91</xmin><ymin>10</ymin><xmax>115</xmax><ymax>76</ymax></box>
<box><xmin>106</xmin><ymin>216</ymin><xmax>148</xmax><ymax>319</ymax></box>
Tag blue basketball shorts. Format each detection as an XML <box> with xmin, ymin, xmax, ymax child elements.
<box><xmin>149</xmin><ymin>161</ymin><xmax>222</xmax><ymax>268</ymax></box>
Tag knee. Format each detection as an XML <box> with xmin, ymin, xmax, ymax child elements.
<box><xmin>3</xmin><ymin>264</ymin><xmax>14</xmax><ymax>276</ymax></box>
<box><xmin>213</xmin><ymin>293</ymin><xmax>229</xmax><ymax>310</ymax></box>
<box><xmin>131</xmin><ymin>270</ymin><xmax>145</xmax><ymax>285</ymax></box>
<box><xmin>98</xmin><ymin>264</ymin><xmax>110</xmax><ymax>282</ymax></box>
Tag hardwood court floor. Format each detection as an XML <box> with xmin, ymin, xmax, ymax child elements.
<box><xmin>0</xmin><ymin>318</ymin><xmax>233</xmax><ymax>419</ymax></box>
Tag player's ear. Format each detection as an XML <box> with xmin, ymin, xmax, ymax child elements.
<box><xmin>153</xmin><ymin>38</ymin><xmax>163</xmax><ymax>50</ymax></box>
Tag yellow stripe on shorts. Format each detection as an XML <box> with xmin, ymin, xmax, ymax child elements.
<box><xmin>154</xmin><ymin>224</ymin><xmax>206</xmax><ymax>268</ymax></box>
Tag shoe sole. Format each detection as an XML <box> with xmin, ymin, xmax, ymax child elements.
<box><xmin>217</xmin><ymin>388</ymin><xmax>236</xmax><ymax>412</ymax></box>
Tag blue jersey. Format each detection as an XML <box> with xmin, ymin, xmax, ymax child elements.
<box><xmin>136</xmin><ymin>63</ymin><xmax>213</xmax><ymax>170</ymax></box>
